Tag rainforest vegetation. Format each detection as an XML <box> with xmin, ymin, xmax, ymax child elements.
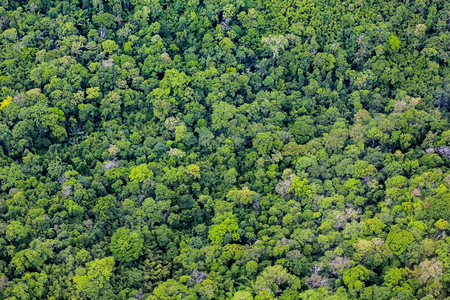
<box><xmin>0</xmin><ymin>0</ymin><xmax>449</xmax><ymax>299</ymax></box>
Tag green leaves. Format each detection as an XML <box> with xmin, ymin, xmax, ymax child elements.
<box><xmin>129</xmin><ymin>164</ymin><xmax>154</xmax><ymax>183</ymax></box>
<box><xmin>209</xmin><ymin>216</ymin><xmax>240</xmax><ymax>246</ymax></box>
<box><xmin>226</xmin><ymin>187</ymin><xmax>257</xmax><ymax>206</ymax></box>
<box><xmin>149</xmin><ymin>279</ymin><xmax>187</xmax><ymax>300</ymax></box>
<box><xmin>0</xmin><ymin>0</ymin><xmax>448</xmax><ymax>298</ymax></box>
<box><xmin>254</xmin><ymin>265</ymin><xmax>300</xmax><ymax>297</ymax></box>
<box><xmin>110</xmin><ymin>228</ymin><xmax>144</xmax><ymax>263</ymax></box>
<box><xmin>101</xmin><ymin>40</ymin><xmax>119</xmax><ymax>54</ymax></box>
<box><xmin>388</xmin><ymin>35</ymin><xmax>401</xmax><ymax>51</ymax></box>
<box><xmin>289</xmin><ymin>177</ymin><xmax>312</xmax><ymax>199</ymax></box>
<box><xmin>211</xmin><ymin>101</ymin><xmax>237</xmax><ymax>131</ymax></box>
<box><xmin>343</xmin><ymin>265</ymin><xmax>372</xmax><ymax>292</ymax></box>
<box><xmin>387</xmin><ymin>230</ymin><xmax>414</xmax><ymax>255</ymax></box>
<box><xmin>11</xmin><ymin>240</ymin><xmax>54</xmax><ymax>274</ymax></box>
<box><xmin>252</xmin><ymin>132</ymin><xmax>282</xmax><ymax>156</ymax></box>
<box><xmin>5</xmin><ymin>221</ymin><xmax>31</xmax><ymax>244</ymax></box>
<box><xmin>73</xmin><ymin>257</ymin><xmax>115</xmax><ymax>298</ymax></box>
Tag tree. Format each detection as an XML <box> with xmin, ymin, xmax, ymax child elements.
<box><xmin>227</xmin><ymin>187</ymin><xmax>257</xmax><ymax>206</ymax></box>
<box><xmin>289</xmin><ymin>177</ymin><xmax>312</xmax><ymax>199</ymax></box>
<box><xmin>149</xmin><ymin>279</ymin><xmax>187</xmax><ymax>300</ymax></box>
<box><xmin>254</xmin><ymin>265</ymin><xmax>300</xmax><ymax>297</ymax></box>
<box><xmin>12</xmin><ymin>241</ymin><xmax>54</xmax><ymax>274</ymax></box>
<box><xmin>233</xmin><ymin>290</ymin><xmax>254</xmax><ymax>300</ymax></box>
<box><xmin>2</xmin><ymin>271</ymin><xmax>48</xmax><ymax>300</ymax></box>
<box><xmin>211</xmin><ymin>102</ymin><xmax>237</xmax><ymax>131</ymax></box>
<box><xmin>110</xmin><ymin>227</ymin><xmax>144</xmax><ymax>263</ymax></box>
<box><xmin>0</xmin><ymin>96</ymin><xmax>12</xmax><ymax>110</ymax></box>
<box><xmin>101</xmin><ymin>40</ymin><xmax>119</xmax><ymax>54</ymax></box>
<box><xmin>252</xmin><ymin>132</ymin><xmax>282</xmax><ymax>156</ymax></box>
<box><xmin>73</xmin><ymin>257</ymin><xmax>115</xmax><ymax>299</ymax></box>
<box><xmin>209</xmin><ymin>216</ymin><xmax>240</xmax><ymax>246</ymax></box>
<box><xmin>262</xmin><ymin>35</ymin><xmax>289</xmax><ymax>59</ymax></box>
<box><xmin>185</xmin><ymin>164</ymin><xmax>201</xmax><ymax>179</ymax></box>
<box><xmin>129</xmin><ymin>164</ymin><xmax>154</xmax><ymax>183</ymax></box>
<box><xmin>343</xmin><ymin>265</ymin><xmax>372</xmax><ymax>292</ymax></box>
<box><xmin>388</xmin><ymin>35</ymin><xmax>400</xmax><ymax>51</ymax></box>
<box><xmin>386</xmin><ymin>230</ymin><xmax>414</xmax><ymax>255</ymax></box>
<box><xmin>5</xmin><ymin>221</ymin><xmax>31</xmax><ymax>245</ymax></box>
<box><xmin>93</xmin><ymin>195</ymin><xmax>118</xmax><ymax>222</ymax></box>
<box><xmin>383</xmin><ymin>267</ymin><xmax>404</xmax><ymax>289</ymax></box>
<box><xmin>291</xmin><ymin>116</ymin><xmax>316</xmax><ymax>144</ymax></box>
<box><xmin>417</xmin><ymin>259</ymin><xmax>444</xmax><ymax>285</ymax></box>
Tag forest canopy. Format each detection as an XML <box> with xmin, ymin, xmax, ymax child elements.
<box><xmin>0</xmin><ymin>0</ymin><xmax>449</xmax><ymax>299</ymax></box>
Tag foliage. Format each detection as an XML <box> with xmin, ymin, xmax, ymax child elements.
<box><xmin>0</xmin><ymin>0</ymin><xmax>448</xmax><ymax>298</ymax></box>
<box><xmin>110</xmin><ymin>227</ymin><xmax>144</xmax><ymax>263</ymax></box>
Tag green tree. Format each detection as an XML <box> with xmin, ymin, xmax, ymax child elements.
<box><xmin>254</xmin><ymin>265</ymin><xmax>300</xmax><ymax>297</ymax></box>
<box><xmin>289</xmin><ymin>177</ymin><xmax>312</xmax><ymax>199</ymax></box>
<box><xmin>101</xmin><ymin>40</ymin><xmax>119</xmax><ymax>54</ymax></box>
<box><xmin>227</xmin><ymin>187</ymin><xmax>257</xmax><ymax>206</ymax></box>
<box><xmin>149</xmin><ymin>279</ymin><xmax>187</xmax><ymax>300</ymax></box>
<box><xmin>343</xmin><ymin>265</ymin><xmax>372</xmax><ymax>292</ymax></box>
<box><xmin>386</xmin><ymin>230</ymin><xmax>414</xmax><ymax>255</ymax></box>
<box><xmin>73</xmin><ymin>257</ymin><xmax>115</xmax><ymax>299</ymax></box>
<box><xmin>129</xmin><ymin>163</ymin><xmax>154</xmax><ymax>183</ymax></box>
<box><xmin>209</xmin><ymin>216</ymin><xmax>240</xmax><ymax>246</ymax></box>
<box><xmin>110</xmin><ymin>227</ymin><xmax>144</xmax><ymax>263</ymax></box>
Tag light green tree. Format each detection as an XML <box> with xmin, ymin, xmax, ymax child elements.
<box><xmin>110</xmin><ymin>228</ymin><xmax>144</xmax><ymax>263</ymax></box>
<box><xmin>386</xmin><ymin>230</ymin><xmax>414</xmax><ymax>255</ymax></box>
<box><xmin>209</xmin><ymin>216</ymin><xmax>240</xmax><ymax>246</ymax></box>
<box><xmin>73</xmin><ymin>257</ymin><xmax>115</xmax><ymax>299</ymax></box>
<box><xmin>129</xmin><ymin>164</ymin><xmax>154</xmax><ymax>183</ymax></box>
